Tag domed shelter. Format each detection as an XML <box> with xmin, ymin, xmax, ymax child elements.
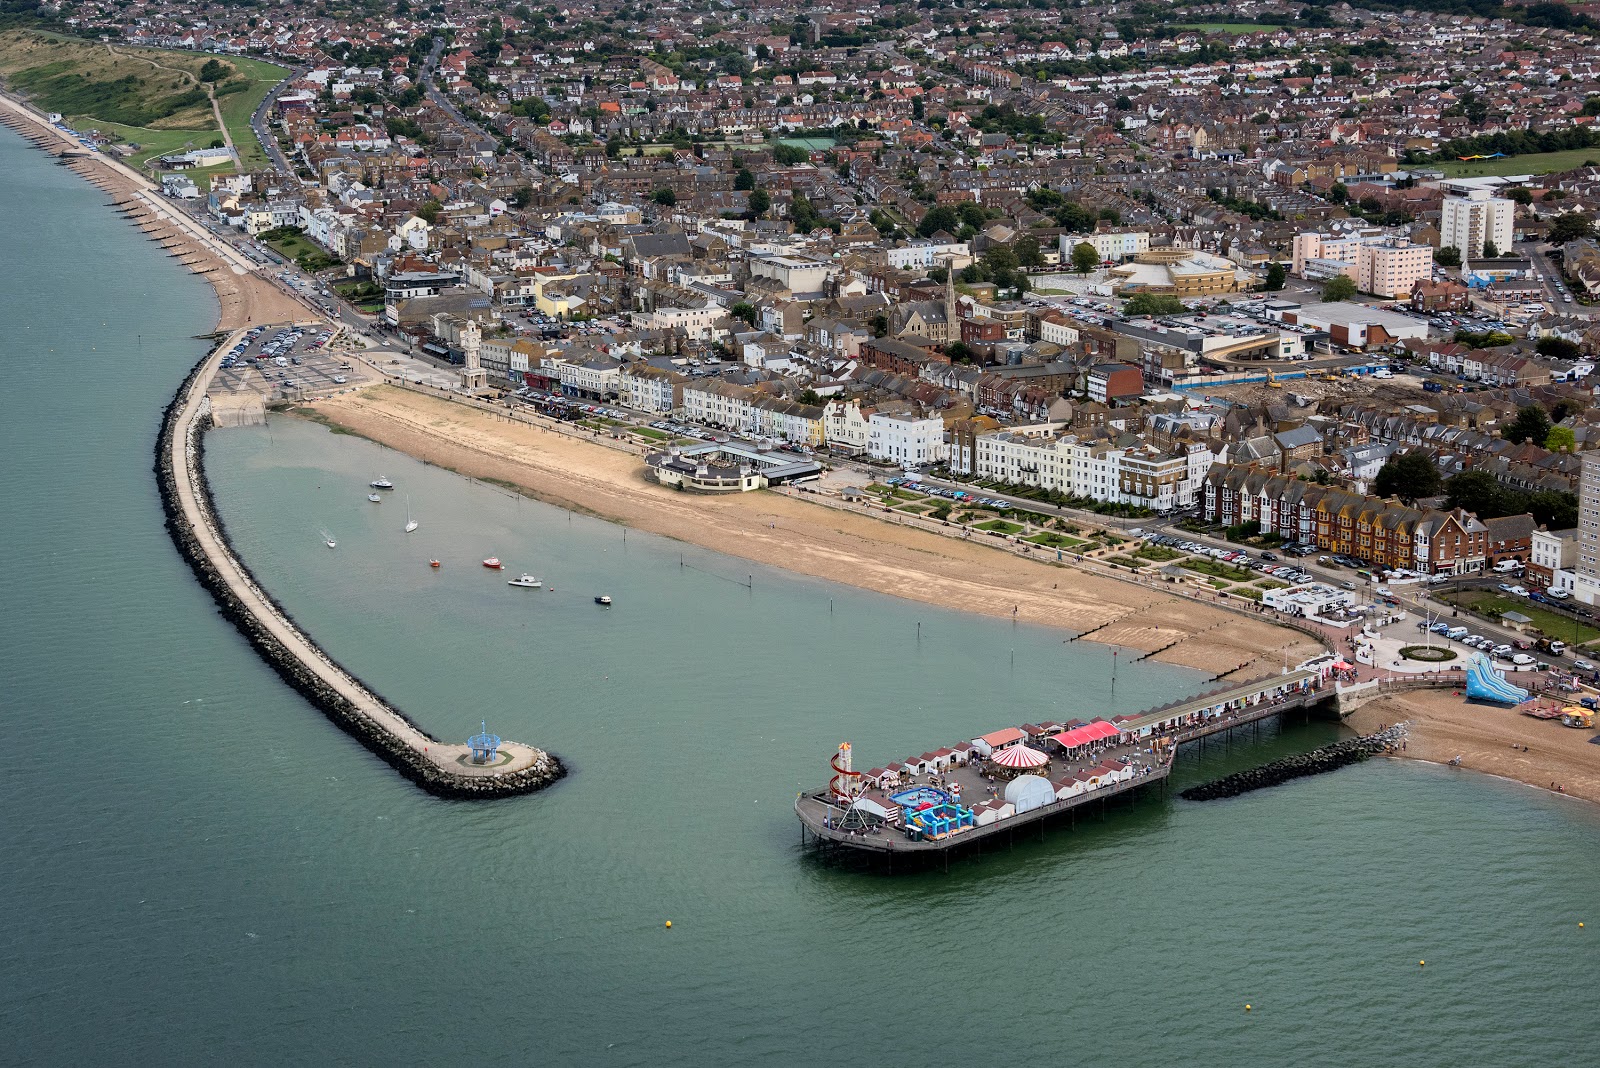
<box><xmin>989</xmin><ymin>744</ymin><xmax>1049</xmax><ymax>780</ymax></box>
<box><xmin>1004</xmin><ymin>774</ymin><xmax>1056</xmax><ymax>814</ymax></box>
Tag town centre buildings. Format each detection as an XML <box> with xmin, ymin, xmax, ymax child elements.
<box><xmin>953</xmin><ymin>425</ymin><xmax>1216</xmax><ymax>513</ymax></box>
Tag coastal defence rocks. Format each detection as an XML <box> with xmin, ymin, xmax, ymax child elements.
<box><xmin>155</xmin><ymin>346</ymin><xmax>565</xmax><ymax>800</ymax></box>
<box><xmin>1179</xmin><ymin>725</ymin><xmax>1408</xmax><ymax>802</ymax></box>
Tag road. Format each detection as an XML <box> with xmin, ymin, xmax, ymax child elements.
<box><xmin>1515</xmin><ymin>239</ymin><xmax>1595</xmax><ymax>319</ymax></box>
<box><xmin>249</xmin><ymin>66</ymin><xmax>299</xmax><ymax>175</ymax></box>
<box><xmin>420</xmin><ymin>39</ymin><xmax>494</xmax><ymax>145</ymax></box>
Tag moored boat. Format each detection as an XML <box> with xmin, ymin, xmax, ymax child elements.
<box><xmin>370</xmin><ymin>476</ymin><xmax>394</xmax><ymax>490</ymax></box>
<box><xmin>367</xmin><ymin>493</ymin><xmax>382</xmax><ymax>503</ymax></box>
<box><xmin>508</xmin><ymin>574</ymin><xmax>542</xmax><ymax>588</ymax></box>
<box><xmin>429</xmin><ymin>559</ymin><xmax>441</xmax><ymax>569</ymax></box>
<box><xmin>483</xmin><ymin>557</ymin><xmax>503</xmax><ymax>570</ymax></box>
<box><xmin>594</xmin><ymin>594</ymin><xmax>612</xmax><ymax>606</ymax></box>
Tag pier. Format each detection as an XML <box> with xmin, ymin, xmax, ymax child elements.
<box><xmin>156</xmin><ymin>329</ymin><xmax>563</xmax><ymax>798</ymax></box>
<box><xmin>796</xmin><ymin>665</ymin><xmax>1336</xmax><ymax>859</ymax></box>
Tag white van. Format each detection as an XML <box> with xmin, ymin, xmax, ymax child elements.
<box><xmin>1492</xmin><ymin>560</ymin><xmax>1523</xmax><ymax>573</ymax></box>
<box><xmin>1446</xmin><ymin>626</ymin><xmax>1469</xmax><ymax>640</ymax></box>
<box><xmin>1371</xmin><ymin>367</ymin><xmax>1393</xmax><ymax>379</ymax></box>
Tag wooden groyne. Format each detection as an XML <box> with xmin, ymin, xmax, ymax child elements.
<box><xmin>1178</xmin><ymin>725</ymin><xmax>1408</xmax><ymax>802</ymax></box>
<box><xmin>156</xmin><ymin>335</ymin><xmax>564</xmax><ymax>799</ymax></box>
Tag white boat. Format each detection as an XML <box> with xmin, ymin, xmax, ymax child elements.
<box><xmin>370</xmin><ymin>476</ymin><xmax>394</xmax><ymax>490</ymax></box>
<box><xmin>320</xmin><ymin>529</ymin><xmax>337</xmax><ymax>549</ymax></box>
<box><xmin>367</xmin><ymin>493</ymin><xmax>381</xmax><ymax>503</ymax></box>
<box><xmin>594</xmin><ymin>595</ymin><xmax>612</xmax><ymax>606</ymax></box>
<box><xmin>404</xmin><ymin>495</ymin><xmax>418</xmax><ymax>533</ymax></box>
<box><xmin>508</xmin><ymin>574</ymin><xmax>542</xmax><ymax>588</ymax></box>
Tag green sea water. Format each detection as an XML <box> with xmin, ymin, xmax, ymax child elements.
<box><xmin>2</xmin><ymin>125</ymin><xmax>1598</xmax><ymax>1066</ymax></box>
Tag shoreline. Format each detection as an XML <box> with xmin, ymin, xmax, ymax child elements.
<box><xmin>303</xmin><ymin>384</ymin><xmax>1329</xmax><ymax>681</ymax></box>
<box><xmin>1347</xmin><ymin>689</ymin><xmax>1600</xmax><ymax>806</ymax></box>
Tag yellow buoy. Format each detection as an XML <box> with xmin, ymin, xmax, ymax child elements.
<box><xmin>664</xmin><ymin>920</ymin><xmax>672</xmax><ymax>928</ymax></box>
<box><xmin>1244</xmin><ymin>1004</ymin><xmax>1252</xmax><ymax>1012</ymax></box>
<box><xmin>1580</xmin><ymin>922</ymin><xmax>1585</xmax><ymax>928</ymax></box>
<box><xmin>1419</xmin><ymin>960</ymin><xmax>1425</xmax><ymax>967</ymax></box>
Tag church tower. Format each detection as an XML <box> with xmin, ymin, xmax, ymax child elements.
<box><xmin>459</xmin><ymin>319</ymin><xmax>487</xmax><ymax>393</ymax></box>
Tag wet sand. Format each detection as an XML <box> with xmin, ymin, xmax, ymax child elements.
<box><xmin>304</xmin><ymin>385</ymin><xmax>1325</xmax><ymax>678</ymax></box>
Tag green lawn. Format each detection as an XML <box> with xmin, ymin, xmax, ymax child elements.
<box><xmin>262</xmin><ymin>229</ymin><xmax>340</xmax><ymax>271</ymax></box>
<box><xmin>974</xmin><ymin>519</ymin><xmax>1024</xmax><ymax>535</ymax></box>
<box><xmin>1233</xmin><ymin>586</ymin><xmax>1266</xmax><ymax>601</ymax></box>
<box><xmin>631</xmin><ymin>426</ymin><xmax>670</xmax><ymax>441</ymax></box>
<box><xmin>1025</xmin><ymin>532</ymin><xmax>1086</xmax><ymax>548</ymax></box>
<box><xmin>1255</xmin><ymin>579</ymin><xmax>1289</xmax><ymax>590</ymax></box>
<box><xmin>1133</xmin><ymin>544</ymin><xmax>1184</xmax><ymax>562</ymax></box>
<box><xmin>1180</xmin><ymin>558</ymin><xmax>1256</xmax><ymax>582</ymax></box>
<box><xmin>1174</xmin><ymin>22</ymin><xmax>1281</xmax><ymax>32</ymax></box>
<box><xmin>1437</xmin><ymin>148</ymin><xmax>1600</xmax><ymax>178</ymax></box>
<box><xmin>212</xmin><ymin>56</ymin><xmax>288</xmax><ymax>170</ymax></box>
<box><xmin>1444</xmin><ymin>591</ymin><xmax>1600</xmax><ymax>646</ymax></box>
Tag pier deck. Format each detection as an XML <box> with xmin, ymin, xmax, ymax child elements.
<box><xmin>798</xmin><ymin>667</ymin><xmax>1333</xmax><ymax>856</ymax></box>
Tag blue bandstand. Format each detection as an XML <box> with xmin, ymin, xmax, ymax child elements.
<box><xmin>468</xmin><ymin>721</ymin><xmax>502</xmax><ymax>764</ymax></box>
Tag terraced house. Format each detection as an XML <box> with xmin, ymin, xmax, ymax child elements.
<box><xmin>1203</xmin><ymin>465</ymin><xmax>1490</xmax><ymax>574</ymax></box>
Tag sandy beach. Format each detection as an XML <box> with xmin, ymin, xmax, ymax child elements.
<box><xmin>0</xmin><ymin>91</ymin><xmax>304</xmax><ymax>332</ymax></box>
<box><xmin>304</xmin><ymin>385</ymin><xmax>1326</xmax><ymax>679</ymax></box>
<box><xmin>1348</xmin><ymin>689</ymin><xmax>1600</xmax><ymax>805</ymax></box>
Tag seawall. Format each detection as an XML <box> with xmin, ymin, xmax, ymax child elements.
<box><xmin>156</xmin><ymin>337</ymin><xmax>565</xmax><ymax>799</ymax></box>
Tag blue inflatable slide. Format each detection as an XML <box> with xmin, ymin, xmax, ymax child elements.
<box><xmin>1463</xmin><ymin>654</ymin><xmax>1530</xmax><ymax>705</ymax></box>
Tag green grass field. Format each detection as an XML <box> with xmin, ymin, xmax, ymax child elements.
<box><xmin>1174</xmin><ymin>23</ymin><xmax>1281</xmax><ymax>33</ymax></box>
<box><xmin>1445</xmin><ymin>591</ymin><xmax>1600</xmax><ymax>646</ymax></box>
<box><xmin>0</xmin><ymin>30</ymin><xmax>283</xmax><ymax>174</ymax></box>
<box><xmin>1437</xmin><ymin>148</ymin><xmax>1600</xmax><ymax>177</ymax></box>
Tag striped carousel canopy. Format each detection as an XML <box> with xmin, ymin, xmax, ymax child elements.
<box><xmin>990</xmin><ymin>744</ymin><xmax>1049</xmax><ymax>768</ymax></box>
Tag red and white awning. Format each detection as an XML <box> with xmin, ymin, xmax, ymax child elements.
<box><xmin>1051</xmin><ymin>720</ymin><xmax>1123</xmax><ymax>749</ymax></box>
<box><xmin>990</xmin><ymin>744</ymin><xmax>1049</xmax><ymax>768</ymax></box>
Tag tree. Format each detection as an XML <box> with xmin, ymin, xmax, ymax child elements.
<box><xmin>1527</xmin><ymin>490</ymin><xmax>1579</xmax><ymax>530</ymax></box>
<box><xmin>1373</xmin><ymin>452</ymin><xmax>1442</xmax><ymax>503</ymax></box>
<box><xmin>1536</xmin><ymin>336</ymin><xmax>1581</xmax><ymax>361</ymax></box>
<box><xmin>1549</xmin><ymin>212</ymin><xmax>1595</xmax><ymax>245</ymax></box>
<box><xmin>1546</xmin><ymin>426</ymin><xmax>1577</xmax><ymax>452</ymax></box>
<box><xmin>509</xmin><ymin>184</ymin><xmax>535</xmax><ymax>209</ymax></box>
<box><xmin>771</xmin><ymin>143</ymin><xmax>808</xmax><ymax>166</ymax></box>
<box><xmin>917</xmin><ymin>204</ymin><xmax>959</xmax><ymax>238</ymax></box>
<box><xmin>1123</xmin><ymin>293</ymin><xmax>1187</xmax><ymax>317</ymax></box>
<box><xmin>1262</xmin><ymin>262</ymin><xmax>1287</xmax><ymax>291</ymax></box>
<box><xmin>1434</xmin><ymin>246</ymin><xmax>1461</xmax><ymax>267</ymax></box>
<box><xmin>415</xmin><ymin>199</ymin><xmax>442</xmax><ymax>224</ymax></box>
<box><xmin>1503</xmin><ymin>404</ymin><xmax>1552</xmax><ymax>446</ymax></box>
<box><xmin>734</xmin><ymin>167</ymin><xmax>755</xmax><ymax>191</ymax></box>
<box><xmin>199</xmin><ymin>59</ymin><xmax>228</xmax><ymax>83</ymax></box>
<box><xmin>945</xmin><ymin>341</ymin><xmax>975</xmax><ymax>363</ymax></box>
<box><xmin>797</xmin><ymin>389</ymin><xmax>822</xmax><ymax>406</ymax></box>
<box><xmin>729</xmin><ymin>302</ymin><xmax>757</xmax><ymax>327</ymax></box>
<box><xmin>1114</xmin><ymin>94</ymin><xmax>1133</xmax><ymax>111</ymax></box>
<box><xmin>1326</xmin><ymin>182</ymin><xmax>1348</xmax><ymax>204</ymax></box>
<box><xmin>652</xmin><ymin>188</ymin><xmax>676</xmax><ymax>207</ymax></box>
<box><xmin>1322</xmin><ymin>275</ymin><xmax>1358</xmax><ymax>302</ymax></box>
<box><xmin>1507</xmin><ymin>187</ymin><xmax>1533</xmax><ymax>206</ymax></box>
<box><xmin>912</xmin><ymin>96</ymin><xmax>924</xmax><ymax>121</ymax></box>
<box><xmin>1482</xmin><ymin>239</ymin><xmax>1499</xmax><ymax>259</ymax></box>
<box><xmin>1070</xmin><ymin>241</ymin><xmax>1099</xmax><ymax>275</ymax></box>
<box><xmin>748</xmin><ymin>188</ymin><xmax>770</xmax><ymax>217</ymax></box>
<box><xmin>1014</xmin><ymin>236</ymin><xmax>1044</xmax><ymax>269</ymax></box>
<box><xmin>1445</xmin><ymin>470</ymin><xmax>1505</xmax><ymax>517</ymax></box>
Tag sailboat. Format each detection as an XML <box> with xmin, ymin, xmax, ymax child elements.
<box><xmin>404</xmin><ymin>495</ymin><xmax>418</xmax><ymax>533</ymax></box>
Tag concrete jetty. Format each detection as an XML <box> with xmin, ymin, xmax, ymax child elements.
<box><xmin>157</xmin><ymin>331</ymin><xmax>564</xmax><ymax>798</ymax></box>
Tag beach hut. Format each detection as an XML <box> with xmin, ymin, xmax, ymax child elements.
<box><xmin>972</xmin><ymin>726</ymin><xmax>1027</xmax><ymax>757</ymax></box>
<box><xmin>972</xmin><ymin>798</ymin><xmax>1015</xmax><ymax>826</ymax></box>
<box><xmin>1054</xmin><ymin>775</ymin><xmax>1086</xmax><ymax>801</ymax></box>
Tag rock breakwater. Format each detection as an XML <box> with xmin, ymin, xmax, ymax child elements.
<box><xmin>155</xmin><ymin>345</ymin><xmax>564</xmax><ymax>799</ymax></box>
<box><xmin>1180</xmin><ymin>724</ymin><xmax>1408</xmax><ymax>802</ymax></box>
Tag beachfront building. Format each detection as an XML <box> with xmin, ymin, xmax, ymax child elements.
<box><xmin>646</xmin><ymin>441</ymin><xmax>821</xmax><ymax>493</ymax></box>
<box><xmin>1203</xmin><ymin>464</ymin><xmax>1490</xmax><ymax>574</ymax></box>
<box><xmin>680</xmin><ymin>380</ymin><xmax>824</xmax><ymax>446</ymax></box>
<box><xmin>968</xmin><ymin>428</ymin><xmax>1213</xmax><ymax>513</ymax></box>
<box><xmin>867</xmin><ymin>410</ymin><xmax>946</xmax><ymax>468</ymax></box>
<box><xmin>618</xmin><ymin>364</ymin><xmax>685</xmax><ymax>414</ymax></box>
<box><xmin>822</xmin><ymin>398</ymin><xmax>872</xmax><ymax>456</ymax></box>
<box><xmin>557</xmin><ymin>356</ymin><xmax>622</xmax><ymax>399</ymax></box>
<box><xmin>1574</xmin><ymin>452</ymin><xmax>1600</xmax><ymax>607</ymax></box>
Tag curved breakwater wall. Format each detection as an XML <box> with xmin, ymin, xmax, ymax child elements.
<box><xmin>1179</xmin><ymin>725</ymin><xmax>1408</xmax><ymax>802</ymax></box>
<box><xmin>155</xmin><ymin>348</ymin><xmax>565</xmax><ymax>799</ymax></box>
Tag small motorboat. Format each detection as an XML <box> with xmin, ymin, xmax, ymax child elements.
<box><xmin>594</xmin><ymin>595</ymin><xmax>612</xmax><ymax>606</ymax></box>
<box><xmin>320</xmin><ymin>529</ymin><xmax>337</xmax><ymax>549</ymax></box>
<box><xmin>367</xmin><ymin>493</ymin><xmax>382</xmax><ymax>503</ymax></box>
<box><xmin>370</xmin><ymin>476</ymin><xmax>394</xmax><ymax>490</ymax></box>
<box><xmin>508</xmin><ymin>574</ymin><xmax>542</xmax><ymax>588</ymax></box>
<box><xmin>429</xmin><ymin>559</ymin><xmax>441</xmax><ymax>569</ymax></box>
<box><xmin>483</xmin><ymin>557</ymin><xmax>503</xmax><ymax>570</ymax></box>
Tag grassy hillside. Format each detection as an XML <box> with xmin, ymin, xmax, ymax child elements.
<box><xmin>0</xmin><ymin>30</ymin><xmax>284</xmax><ymax>173</ymax></box>
<box><xmin>1436</xmin><ymin>148</ymin><xmax>1600</xmax><ymax>177</ymax></box>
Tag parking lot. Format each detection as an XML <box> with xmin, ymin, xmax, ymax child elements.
<box><xmin>213</xmin><ymin>322</ymin><xmax>364</xmax><ymax>398</ymax></box>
